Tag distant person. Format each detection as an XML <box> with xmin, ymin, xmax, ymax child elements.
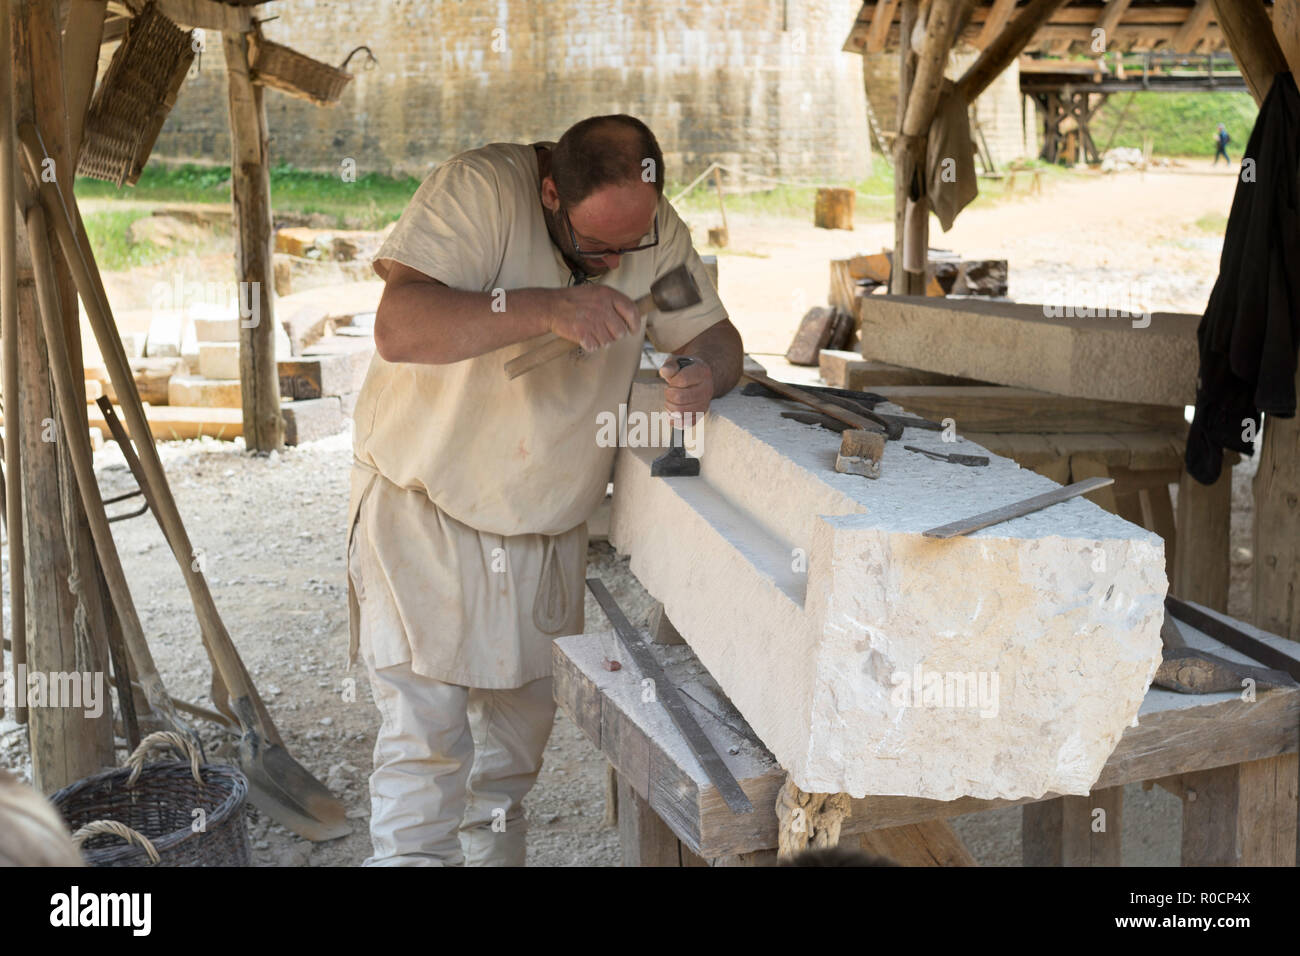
<box><xmin>1213</xmin><ymin>122</ymin><xmax>1231</xmax><ymax>165</ymax></box>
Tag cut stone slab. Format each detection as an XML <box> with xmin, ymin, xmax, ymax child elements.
<box><xmin>199</xmin><ymin>342</ymin><xmax>240</xmax><ymax>380</ymax></box>
<box><xmin>278</xmin><ymin>342</ymin><xmax>371</xmax><ymax>400</ymax></box>
<box><xmin>144</xmin><ymin>311</ymin><xmax>187</xmax><ymax>358</ymax></box>
<box><xmin>818</xmin><ymin>350</ymin><xmax>987</xmax><ymax>389</ymax></box>
<box><xmin>102</xmin><ymin>357</ymin><xmax>184</xmax><ymax>406</ymax></box>
<box><xmin>609</xmin><ymin>377</ymin><xmax>1166</xmax><ymax>801</ymax></box>
<box><xmin>858</xmin><ymin>296</ymin><xmax>1199</xmax><ymax>407</ymax></box>
<box><xmin>168</xmin><ymin>374</ymin><xmax>241</xmax><ymax>409</ymax></box>
<box><xmin>277</xmin><ymin>281</ymin><xmax>383</xmax><ymax>353</ymax></box>
<box><xmin>282</xmin><ymin>396</ymin><xmax>345</xmax><ymax>445</ymax></box>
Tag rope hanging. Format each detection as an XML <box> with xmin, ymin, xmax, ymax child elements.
<box><xmin>775</xmin><ymin>777</ymin><xmax>852</xmax><ymax>862</ymax></box>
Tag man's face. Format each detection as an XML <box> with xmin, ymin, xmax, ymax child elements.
<box><xmin>542</xmin><ymin>179</ymin><xmax>658</xmax><ymax>276</ymax></box>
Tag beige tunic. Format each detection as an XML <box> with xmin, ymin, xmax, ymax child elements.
<box><xmin>347</xmin><ymin>141</ymin><xmax>727</xmax><ymax>686</ymax></box>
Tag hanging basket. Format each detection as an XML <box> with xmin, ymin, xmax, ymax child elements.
<box><xmin>76</xmin><ymin>2</ymin><xmax>195</xmax><ymax>187</ymax></box>
<box><xmin>51</xmin><ymin>731</ymin><xmax>251</xmax><ymax>867</ymax></box>
<box><xmin>249</xmin><ymin>36</ymin><xmax>375</xmax><ymax>107</ymax></box>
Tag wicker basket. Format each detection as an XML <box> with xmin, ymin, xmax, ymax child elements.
<box><xmin>76</xmin><ymin>2</ymin><xmax>195</xmax><ymax>187</ymax></box>
<box><xmin>51</xmin><ymin>732</ymin><xmax>251</xmax><ymax>867</ymax></box>
<box><xmin>249</xmin><ymin>36</ymin><xmax>374</xmax><ymax>107</ymax></box>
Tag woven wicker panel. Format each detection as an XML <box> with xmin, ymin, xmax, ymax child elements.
<box><xmin>77</xmin><ymin>2</ymin><xmax>195</xmax><ymax>187</ymax></box>
<box><xmin>249</xmin><ymin>34</ymin><xmax>353</xmax><ymax>107</ymax></box>
<box><xmin>52</xmin><ymin>761</ymin><xmax>251</xmax><ymax>867</ymax></box>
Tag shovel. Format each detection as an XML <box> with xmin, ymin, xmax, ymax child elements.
<box><xmin>18</xmin><ymin>123</ymin><xmax>349</xmax><ymax>842</ymax></box>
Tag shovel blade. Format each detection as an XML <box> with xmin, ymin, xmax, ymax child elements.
<box><xmin>239</xmin><ymin>737</ymin><xmax>351</xmax><ymax>842</ymax></box>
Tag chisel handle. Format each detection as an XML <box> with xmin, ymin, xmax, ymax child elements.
<box><xmin>504</xmin><ymin>290</ymin><xmax>655</xmax><ymax>380</ymax></box>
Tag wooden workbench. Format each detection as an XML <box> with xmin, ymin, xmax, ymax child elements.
<box><xmin>554</xmin><ymin>600</ymin><xmax>1299</xmax><ymax>867</ymax></box>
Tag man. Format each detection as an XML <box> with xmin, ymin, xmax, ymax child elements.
<box><xmin>1213</xmin><ymin>122</ymin><xmax>1231</xmax><ymax>165</ymax></box>
<box><xmin>347</xmin><ymin>114</ymin><xmax>743</xmax><ymax>865</ymax></box>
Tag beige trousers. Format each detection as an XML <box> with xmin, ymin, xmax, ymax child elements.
<box><xmin>359</xmin><ymin>650</ymin><xmax>556</xmax><ymax>866</ymax></box>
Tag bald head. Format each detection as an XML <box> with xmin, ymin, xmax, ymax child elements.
<box><xmin>550</xmin><ymin>114</ymin><xmax>664</xmax><ymax>207</ymax></box>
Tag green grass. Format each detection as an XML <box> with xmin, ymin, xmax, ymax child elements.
<box><xmin>1089</xmin><ymin>91</ymin><xmax>1258</xmax><ymax>157</ymax></box>
<box><xmin>80</xmin><ymin>209</ymin><xmax>167</xmax><ymax>270</ymax></box>
<box><xmin>75</xmin><ymin>162</ymin><xmax>422</xmax><ymax>230</ymax></box>
<box><xmin>1195</xmin><ymin>211</ymin><xmax>1229</xmax><ymax>233</ymax></box>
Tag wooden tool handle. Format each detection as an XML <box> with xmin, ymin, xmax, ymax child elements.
<box><xmin>503</xmin><ymin>290</ymin><xmax>658</xmax><ymax>380</ymax></box>
<box><xmin>504</xmin><ymin>334</ymin><xmax>579</xmax><ymax>380</ymax></box>
<box><xmin>744</xmin><ymin>371</ymin><xmax>883</xmax><ymax>434</ymax></box>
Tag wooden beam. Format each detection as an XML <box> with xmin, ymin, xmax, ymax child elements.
<box><xmin>1278</xmin><ymin>0</ymin><xmax>1300</xmax><ymax>76</ymax></box>
<box><xmin>10</xmin><ymin>0</ymin><xmax>116</xmax><ymax>791</ymax></box>
<box><xmin>1179</xmin><ymin>755</ymin><xmax>1298</xmax><ymax>866</ymax></box>
<box><xmin>1172</xmin><ymin>0</ymin><xmax>1215</xmax><ymax>54</ymax></box>
<box><xmin>1212</xmin><ymin>0</ymin><xmax>1287</xmax><ymax>105</ymax></box>
<box><xmin>222</xmin><ymin>30</ymin><xmax>282</xmax><ymax>452</ymax></box>
<box><xmin>860</xmin><ymin>820</ymin><xmax>978</xmax><ymax>865</ymax></box>
<box><xmin>890</xmin><ymin>0</ymin><xmax>919</xmax><ymax>295</ymax></box>
<box><xmin>1022</xmin><ymin>787</ymin><xmax>1124</xmax><ymax>866</ymax></box>
<box><xmin>901</xmin><ymin>0</ymin><xmax>965</xmax><ymax>139</ymax></box>
<box><xmin>61</xmin><ymin>0</ymin><xmax>105</xmax><ymax>157</ymax></box>
<box><xmin>157</xmin><ymin>0</ymin><xmax>253</xmax><ymax>32</ymax></box>
<box><xmin>958</xmin><ymin>0</ymin><xmax>1071</xmax><ymax>103</ymax></box>
<box><xmin>974</xmin><ymin>0</ymin><xmax>1017</xmax><ymax>51</ymax></box>
<box><xmin>617</xmin><ymin>773</ymin><xmax>686</xmax><ymax>866</ymax></box>
<box><xmin>1096</xmin><ymin>0</ymin><xmax>1133</xmax><ymax>49</ymax></box>
<box><xmin>866</xmin><ymin>385</ymin><xmax>1188</xmax><ymax>434</ymax></box>
<box><xmin>867</xmin><ymin>0</ymin><xmax>901</xmax><ymax>55</ymax></box>
<box><xmin>1174</xmin><ymin>455</ymin><xmax>1231</xmax><ymax>612</ymax></box>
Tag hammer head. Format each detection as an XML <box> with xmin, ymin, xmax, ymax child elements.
<box><xmin>649</xmin><ymin>264</ymin><xmax>703</xmax><ymax>313</ymax></box>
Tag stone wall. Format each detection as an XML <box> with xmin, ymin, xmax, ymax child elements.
<box><xmin>155</xmin><ymin>0</ymin><xmax>872</xmax><ymax>184</ymax></box>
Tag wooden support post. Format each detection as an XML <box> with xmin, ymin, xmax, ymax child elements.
<box><xmin>222</xmin><ymin>29</ymin><xmax>282</xmax><ymax>452</ymax></box>
<box><xmin>891</xmin><ymin>0</ymin><xmax>919</xmax><ymax>295</ymax></box>
<box><xmin>1173</xmin><ymin>456</ymin><xmax>1230</xmax><ymax>612</ymax></box>
<box><xmin>10</xmin><ymin>0</ymin><xmax>115</xmax><ymax>790</ymax></box>
<box><xmin>1022</xmin><ymin>787</ymin><xmax>1124</xmax><ymax>866</ymax></box>
<box><xmin>1178</xmin><ymin>755</ymin><xmax>1298</xmax><ymax>866</ymax></box>
<box><xmin>1208</xmin><ymin>3</ymin><xmax>1300</xmax><ymax>640</ymax></box>
<box><xmin>616</xmin><ymin>773</ymin><xmax>686</xmax><ymax>867</ymax></box>
<box><xmin>957</xmin><ymin>0</ymin><xmax>1071</xmax><ymax>103</ymax></box>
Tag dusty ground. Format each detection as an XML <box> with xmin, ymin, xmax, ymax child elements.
<box><xmin>1</xmin><ymin>161</ymin><xmax>1253</xmax><ymax>866</ymax></box>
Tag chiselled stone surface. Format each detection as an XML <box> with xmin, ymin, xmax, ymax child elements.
<box><xmin>609</xmin><ymin>379</ymin><xmax>1166</xmax><ymax>801</ymax></box>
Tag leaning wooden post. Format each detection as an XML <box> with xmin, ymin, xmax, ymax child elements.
<box><xmin>222</xmin><ymin>29</ymin><xmax>282</xmax><ymax>452</ymax></box>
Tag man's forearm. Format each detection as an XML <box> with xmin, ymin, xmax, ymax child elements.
<box><xmin>374</xmin><ymin>280</ymin><xmax>555</xmax><ymax>365</ymax></box>
<box><xmin>677</xmin><ymin>319</ymin><xmax>744</xmax><ymax>397</ymax></box>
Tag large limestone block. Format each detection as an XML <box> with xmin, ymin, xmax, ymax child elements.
<box><xmin>858</xmin><ymin>296</ymin><xmax>1199</xmax><ymax>407</ymax></box>
<box><xmin>609</xmin><ymin>380</ymin><xmax>1166</xmax><ymax>801</ymax></box>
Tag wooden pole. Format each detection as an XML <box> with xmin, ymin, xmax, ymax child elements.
<box><xmin>892</xmin><ymin>0</ymin><xmax>968</xmax><ymax>294</ymax></box>
<box><xmin>9</xmin><ymin>0</ymin><xmax>115</xmax><ymax>790</ymax></box>
<box><xmin>890</xmin><ymin>0</ymin><xmax>919</xmax><ymax>295</ymax></box>
<box><xmin>0</xmin><ymin>0</ymin><xmax>24</xmax><ymax>723</ymax></box>
<box><xmin>222</xmin><ymin>28</ymin><xmax>282</xmax><ymax>452</ymax></box>
<box><xmin>1208</xmin><ymin>2</ymin><xmax>1300</xmax><ymax>641</ymax></box>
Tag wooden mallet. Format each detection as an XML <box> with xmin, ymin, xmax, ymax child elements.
<box><xmin>504</xmin><ymin>263</ymin><xmax>702</xmax><ymax>380</ymax></box>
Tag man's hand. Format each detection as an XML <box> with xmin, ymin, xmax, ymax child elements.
<box><xmin>549</xmin><ymin>285</ymin><xmax>640</xmax><ymax>352</ymax></box>
<box><xmin>659</xmin><ymin>355</ymin><xmax>714</xmax><ymax>428</ymax></box>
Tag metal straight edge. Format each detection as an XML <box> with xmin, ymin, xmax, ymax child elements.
<box><xmin>585</xmin><ymin>578</ymin><xmax>754</xmax><ymax>814</ymax></box>
<box><xmin>922</xmin><ymin>476</ymin><xmax>1115</xmax><ymax>539</ymax></box>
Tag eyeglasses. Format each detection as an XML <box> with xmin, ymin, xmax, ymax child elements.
<box><xmin>562</xmin><ymin>209</ymin><xmax>659</xmax><ymax>259</ymax></box>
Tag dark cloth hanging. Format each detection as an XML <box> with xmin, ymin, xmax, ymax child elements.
<box><xmin>1185</xmin><ymin>72</ymin><xmax>1300</xmax><ymax>485</ymax></box>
